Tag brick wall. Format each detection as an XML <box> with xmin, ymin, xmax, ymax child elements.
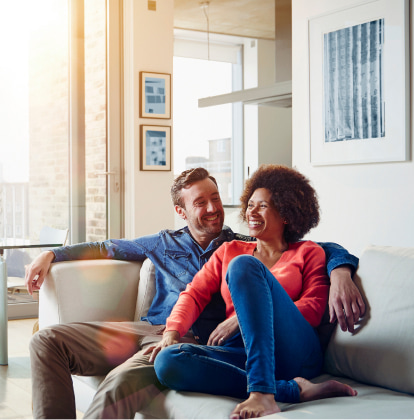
<box><xmin>84</xmin><ymin>0</ymin><xmax>107</xmax><ymax>242</ymax></box>
<box><xmin>28</xmin><ymin>0</ymin><xmax>70</xmax><ymax>241</ymax></box>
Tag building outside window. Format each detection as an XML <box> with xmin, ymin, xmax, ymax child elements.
<box><xmin>173</xmin><ymin>32</ymin><xmax>244</xmax><ymax>206</ymax></box>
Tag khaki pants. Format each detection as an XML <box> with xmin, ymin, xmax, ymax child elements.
<box><xmin>30</xmin><ymin>321</ymin><xmax>197</xmax><ymax>419</ymax></box>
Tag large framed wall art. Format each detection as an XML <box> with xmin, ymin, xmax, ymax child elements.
<box><xmin>309</xmin><ymin>0</ymin><xmax>409</xmax><ymax>165</ymax></box>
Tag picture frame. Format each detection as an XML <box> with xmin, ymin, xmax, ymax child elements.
<box><xmin>309</xmin><ymin>0</ymin><xmax>410</xmax><ymax>165</ymax></box>
<box><xmin>140</xmin><ymin>125</ymin><xmax>171</xmax><ymax>171</ymax></box>
<box><xmin>139</xmin><ymin>72</ymin><xmax>171</xmax><ymax>119</ymax></box>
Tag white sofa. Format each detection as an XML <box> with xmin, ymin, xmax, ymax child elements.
<box><xmin>38</xmin><ymin>245</ymin><xmax>414</xmax><ymax>418</ymax></box>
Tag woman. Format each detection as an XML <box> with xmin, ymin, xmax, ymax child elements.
<box><xmin>148</xmin><ymin>165</ymin><xmax>357</xmax><ymax>418</ymax></box>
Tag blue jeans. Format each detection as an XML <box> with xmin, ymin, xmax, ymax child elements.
<box><xmin>154</xmin><ymin>255</ymin><xmax>324</xmax><ymax>403</ymax></box>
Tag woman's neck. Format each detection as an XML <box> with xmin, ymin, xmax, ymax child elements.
<box><xmin>253</xmin><ymin>238</ymin><xmax>288</xmax><ymax>269</ymax></box>
<box><xmin>255</xmin><ymin>238</ymin><xmax>288</xmax><ymax>255</ymax></box>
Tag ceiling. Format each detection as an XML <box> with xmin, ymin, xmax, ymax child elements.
<box><xmin>173</xmin><ymin>0</ymin><xmax>275</xmax><ymax>40</ymax></box>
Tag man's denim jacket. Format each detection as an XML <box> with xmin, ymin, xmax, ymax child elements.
<box><xmin>52</xmin><ymin>226</ymin><xmax>358</xmax><ymax>344</ymax></box>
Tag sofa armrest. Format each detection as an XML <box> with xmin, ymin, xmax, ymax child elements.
<box><xmin>134</xmin><ymin>258</ymin><xmax>157</xmax><ymax>321</ymax></box>
<box><xmin>39</xmin><ymin>259</ymin><xmax>143</xmax><ymax>329</ymax></box>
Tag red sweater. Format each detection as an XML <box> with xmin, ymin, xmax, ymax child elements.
<box><xmin>166</xmin><ymin>240</ymin><xmax>329</xmax><ymax>336</ymax></box>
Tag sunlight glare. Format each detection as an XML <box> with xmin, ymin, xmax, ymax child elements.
<box><xmin>0</xmin><ymin>0</ymin><xmax>65</xmax><ymax>182</ymax></box>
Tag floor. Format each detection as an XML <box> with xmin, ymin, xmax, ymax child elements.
<box><xmin>0</xmin><ymin>318</ymin><xmax>35</xmax><ymax>419</ymax></box>
<box><xmin>0</xmin><ymin>318</ymin><xmax>84</xmax><ymax>419</ymax></box>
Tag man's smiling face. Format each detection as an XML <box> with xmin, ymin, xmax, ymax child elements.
<box><xmin>175</xmin><ymin>177</ymin><xmax>225</xmax><ymax>248</ymax></box>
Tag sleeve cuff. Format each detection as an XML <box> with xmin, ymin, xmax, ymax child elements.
<box><xmin>326</xmin><ymin>255</ymin><xmax>359</xmax><ymax>277</ymax></box>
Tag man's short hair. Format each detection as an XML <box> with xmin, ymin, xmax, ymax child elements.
<box><xmin>171</xmin><ymin>168</ymin><xmax>218</xmax><ymax>208</ymax></box>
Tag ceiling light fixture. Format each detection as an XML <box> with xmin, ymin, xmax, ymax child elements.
<box><xmin>200</xmin><ymin>1</ymin><xmax>210</xmax><ymax>60</ymax></box>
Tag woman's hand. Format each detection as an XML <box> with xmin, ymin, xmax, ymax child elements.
<box><xmin>207</xmin><ymin>316</ymin><xmax>239</xmax><ymax>346</ymax></box>
<box><xmin>146</xmin><ymin>330</ymin><xmax>180</xmax><ymax>362</ymax></box>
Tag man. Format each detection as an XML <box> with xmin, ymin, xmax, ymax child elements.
<box><xmin>27</xmin><ymin>168</ymin><xmax>364</xmax><ymax>419</ymax></box>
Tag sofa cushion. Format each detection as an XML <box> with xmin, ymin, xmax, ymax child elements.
<box><xmin>324</xmin><ymin>245</ymin><xmax>414</xmax><ymax>395</ymax></box>
<box><xmin>140</xmin><ymin>374</ymin><xmax>414</xmax><ymax>419</ymax></box>
<box><xmin>134</xmin><ymin>258</ymin><xmax>156</xmax><ymax>321</ymax></box>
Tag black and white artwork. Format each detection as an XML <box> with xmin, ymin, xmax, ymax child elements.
<box><xmin>145</xmin><ymin>129</ymin><xmax>166</xmax><ymax>166</ymax></box>
<box><xmin>140</xmin><ymin>72</ymin><xmax>171</xmax><ymax>119</ymax></box>
<box><xmin>309</xmin><ymin>0</ymin><xmax>409</xmax><ymax>165</ymax></box>
<box><xmin>140</xmin><ymin>125</ymin><xmax>171</xmax><ymax>171</ymax></box>
<box><xmin>144</xmin><ymin>77</ymin><xmax>166</xmax><ymax>116</ymax></box>
<box><xmin>324</xmin><ymin>19</ymin><xmax>385</xmax><ymax>143</ymax></box>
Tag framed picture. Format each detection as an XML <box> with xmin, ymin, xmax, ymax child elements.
<box><xmin>309</xmin><ymin>0</ymin><xmax>410</xmax><ymax>165</ymax></box>
<box><xmin>140</xmin><ymin>125</ymin><xmax>171</xmax><ymax>171</ymax></box>
<box><xmin>139</xmin><ymin>72</ymin><xmax>171</xmax><ymax>119</ymax></box>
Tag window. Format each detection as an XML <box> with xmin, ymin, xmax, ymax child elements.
<box><xmin>0</xmin><ymin>0</ymin><xmax>122</xmax><ymax>248</ymax></box>
<box><xmin>0</xmin><ymin>0</ymin><xmax>70</xmax><ymax>243</ymax></box>
<box><xmin>173</xmin><ymin>32</ymin><xmax>243</xmax><ymax>205</ymax></box>
<box><xmin>0</xmin><ymin>0</ymin><xmax>122</xmax><ymax>318</ymax></box>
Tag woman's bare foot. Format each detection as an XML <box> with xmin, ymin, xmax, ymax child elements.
<box><xmin>230</xmin><ymin>392</ymin><xmax>281</xmax><ymax>419</ymax></box>
<box><xmin>294</xmin><ymin>377</ymin><xmax>357</xmax><ymax>402</ymax></box>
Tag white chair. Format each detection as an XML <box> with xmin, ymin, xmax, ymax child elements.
<box><xmin>39</xmin><ymin>226</ymin><xmax>69</xmax><ymax>250</ymax></box>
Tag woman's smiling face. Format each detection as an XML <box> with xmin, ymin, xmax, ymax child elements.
<box><xmin>246</xmin><ymin>188</ymin><xmax>285</xmax><ymax>240</ymax></box>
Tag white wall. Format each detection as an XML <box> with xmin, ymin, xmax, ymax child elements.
<box><xmin>244</xmin><ymin>39</ymin><xmax>292</xmax><ymax>180</ymax></box>
<box><xmin>292</xmin><ymin>0</ymin><xmax>414</xmax><ymax>256</ymax></box>
<box><xmin>123</xmin><ymin>0</ymin><xmax>175</xmax><ymax>238</ymax></box>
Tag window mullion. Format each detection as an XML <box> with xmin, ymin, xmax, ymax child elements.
<box><xmin>68</xmin><ymin>0</ymin><xmax>86</xmax><ymax>244</ymax></box>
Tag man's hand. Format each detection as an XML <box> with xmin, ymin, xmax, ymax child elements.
<box><xmin>329</xmin><ymin>266</ymin><xmax>366</xmax><ymax>333</ymax></box>
<box><xmin>207</xmin><ymin>316</ymin><xmax>239</xmax><ymax>346</ymax></box>
<box><xmin>146</xmin><ymin>330</ymin><xmax>180</xmax><ymax>363</ymax></box>
<box><xmin>25</xmin><ymin>251</ymin><xmax>55</xmax><ymax>295</ymax></box>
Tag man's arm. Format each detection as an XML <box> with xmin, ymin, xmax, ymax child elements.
<box><xmin>318</xmin><ymin>242</ymin><xmax>365</xmax><ymax>333</ymax></box>
<box><xmin>329</xmin><ymin>266</ymin><xmax>365</xmax><ymax>333</ymax></box>
<box><xmin>319</xmin><ymin>242</ymin><xmax>359</xmax><ymax>277</ymax></box>
<box><xmin>25</xmin><ymin>240</ymin><xmax>104</xmax><ymax>295</ymax></box>
<box><xmin>25</xmin><ymin>238</ymin><xmax>151</xmax><ymax>295</ymax></box>
<box><xmin>25</xmin><ymin>250</ymin><xmax>55</xmax><ymax>295</ymax></box>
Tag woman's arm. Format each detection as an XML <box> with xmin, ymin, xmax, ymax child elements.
<box><xmin>164</xmin><ymin>244</ymin><xmax>226</xmax><ymax>337</ymax></box>
<box><xmin>294</xmin><ymin>243</ymin><xmax>330</xmax><ymax>327</ymax></box>
<box><xmin>147</xmin><ymin>246</ymin><xmax>227</xmax><ymax>362</ymax></box>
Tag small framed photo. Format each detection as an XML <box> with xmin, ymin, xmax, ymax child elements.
<box><xmin>140</xmin><ymin>125</ymin><xmax>171</xmax><ymax>171</ymax></box>
<box><xmin>139</xmin><ymin>71</ymin><xmax>171</xmax><ymax>119</ymax></box>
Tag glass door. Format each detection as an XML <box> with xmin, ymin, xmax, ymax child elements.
<box><xmin>83</xmin><ymin>0</ymin><xmax>123</xmax><ymax>242</ymax></box>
